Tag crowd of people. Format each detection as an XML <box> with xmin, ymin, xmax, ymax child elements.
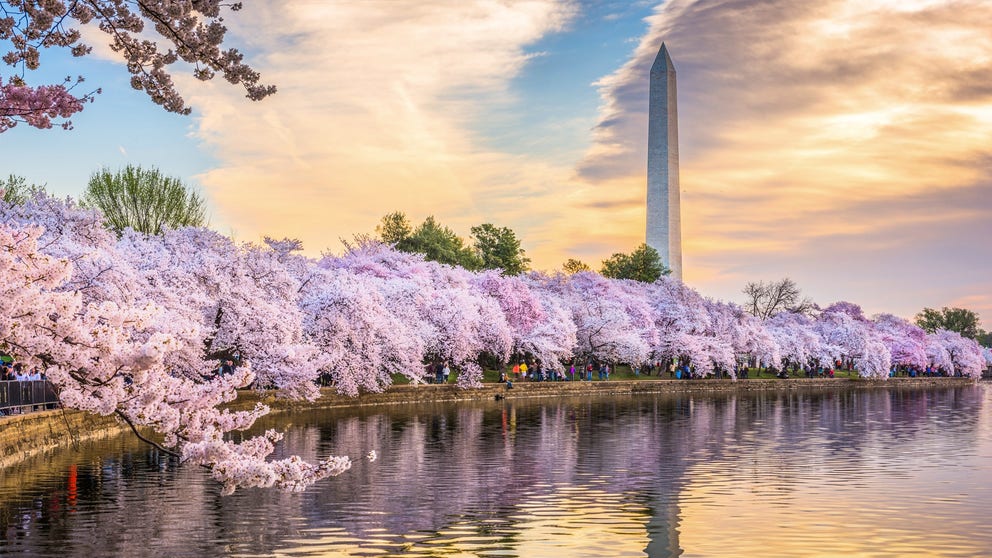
<box><xmin>490</xmin><ymin>356</ymin><xmax>976</xmax><ymax>383</ymax></box>
<box><xmin>424</xmin><ymin>361</ymin><xmax>452</xmax><ymax>384</ymax></box>
<box><xmin>503</xmin><ymin>359</ymin><xmax>684</xmax><ymax>382</ymax></box>
<box><xmin>1</xmin><ymin>357</ymin><xmax>56</xmax><ymax>416</ymax></box>
<box><xmin>0</xmin><ymin>360</ymin><xmax>45</xmax><ymax>382</ymax></box>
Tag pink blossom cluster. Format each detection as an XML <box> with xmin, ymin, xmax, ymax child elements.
<box><xmin>0</xmin><ymin>76</ymin><xmax>91</xmax><ymax>132</ymax></box>
<box><xmin>1</xmin><ymin>193</ymin><xmax>986</xmax><ymax>492</ymax></box>
<box><xmin>1</xmin><ymin>1</ymin><xmax>272</xmax><ymax>132</ymax></box>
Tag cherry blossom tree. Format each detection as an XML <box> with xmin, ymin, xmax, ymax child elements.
<box><xmin>475</xmin><ymin>271</ymin><xmax>576</xmax><ymax>371</ymax></box>
<box><xmin>0</xmin><ymin>222</ymin><xmax>350</xmax><ymax>494</ymax></box>
<box><xmin>324</xmin><ymin>243</ymin><xmax>513</xmax><ymax>387</ymax></box>
<box><xmin>0</xmin><ymin>76</ymin><xmax>91</xmax><ymax>131</ymax></box>
<box><xmin>299</xmin><ymin>266</ymin><xmax>424</xmax><ymax>396</ymax></box>
<box><xmin>0</xmin><ymin>196</ymin><xmax>354</xmax><ymax>491</ymax></box>
<box><xmin>0</xmin><ymin>191</ymin><xmax>136</xmax><ymax>315</ymax></box>
<box><xmin>117</xmin><ymin>228</ymin><xmax>321</xmax><ymax>400</ymax></box>
<box><xmin>535</xmin><ymin>271</ymin><xmax>652</xmax><ymax>366</ymax></box>
<box><xmin>2</xmin><ymin>190</ymin><xmax>982</xmax><ymax>496</ymax></box>
<box><xmin>815</xmin><ymin>302</ymin><xmax>890</xmax><ymax>379</ymax></box>
<box><xmin>708</xmin><ymin>299</ymin><xmax>779</xmax><ymax>375</ymax></box>
<box><xmin>1</xmin><ymin>0</ymin><xmax>273</xmax><ymax>132</ymax></box>
<box><xmin>872</xmin><ymin>313</ymin><xmax>927</xmax><ymax>370</ymax></box>
<box><xmin>644</xmin><ymin>277</ymin><xmax>715</xmax><ymax>376</ymax></box>
<box><xmin>930</xmin><ymin>329</ymin><xmax>985</xmax><ymax>379</ymax></box>
<box><xmin>765</xmin><ymin>311</ymin><xmax>829</xmax><ymax>370</ymax></box>
<box><xmin>925</xmin><ymin>333</ymin><xmax>954</xmax><ymax>373</ymax></box>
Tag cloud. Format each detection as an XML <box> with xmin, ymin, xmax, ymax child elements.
<box><xmin>87</xmin><ymin>0</ymin><xmax>991</xmax><ymax>326</ymax></box>
<box><xmin>173</xmin><ymin>0</ymin><xmax>580</xmax><ymax>257</ymax></box>
<box><xmin>575</xmin><ymin>0</ymin><xmax>992</xmax><ymax>324</ymax></box>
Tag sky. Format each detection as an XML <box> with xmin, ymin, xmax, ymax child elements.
<box><xmin>4</xmin><ymin>0</ymin><xmax>992</xmax><ymax>328</ymax></box>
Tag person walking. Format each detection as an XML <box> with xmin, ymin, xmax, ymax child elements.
<box><xmin>442</xmin><ymin>362</ymin><xmax>451</xmax><ymax>383</ymax></box>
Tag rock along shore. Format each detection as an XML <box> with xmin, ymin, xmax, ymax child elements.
<box><xmin>1</xmin><ymin>377</ymin><xmax>978</xmax><ymax>468</ymax></box>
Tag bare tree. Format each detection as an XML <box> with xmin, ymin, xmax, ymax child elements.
<box><xmin>742</xmin><ymin>278</ymin><xmax>815</xmax><ymax>319</ymax></box>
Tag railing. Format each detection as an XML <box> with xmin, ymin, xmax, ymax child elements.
<box><xmin>0</xmin><ymin>381</ymin><xmax>60</xmax><ymax>415</ymax></box>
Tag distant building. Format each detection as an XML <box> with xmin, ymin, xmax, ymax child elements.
<box><xmin>646</xmin><ymin>43</ymin><xmax>683</xmax><ymax>281</ymax></box>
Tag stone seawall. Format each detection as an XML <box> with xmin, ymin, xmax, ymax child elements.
<box><xmin>0</xmin><ymin>409</ymin><xmax>125</xmax><ymax>469</ymax></box>
<box><xmin>0</xmin><ymin>377</ymin><xmax>979</xmax><ymax>467</ymax></box>
<box><xmin>233</xmin><ymin>376</ymin><xmax>978</xmax><ymax>413</ymax></box>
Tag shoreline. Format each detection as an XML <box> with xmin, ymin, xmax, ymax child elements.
<box><xmin>231</xmin><ymin>376</ymin><xmax>979</xmax><ymax>413</ymax></box>
<box><xmin>2</xmin><ymin>377</ymin><xmax>979</xmax><ymax>468</ymax></box>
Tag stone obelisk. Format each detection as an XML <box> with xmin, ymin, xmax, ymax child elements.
<box><xmin>646</xmin><ymin>43</ymin><xmax>683</xmax><ymax>281</ymax></box>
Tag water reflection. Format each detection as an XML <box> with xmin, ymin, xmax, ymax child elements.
<box><xmin>1</xmin><ymin>385</ymin><xmax>989</xmax><ymax>557</ymax></box>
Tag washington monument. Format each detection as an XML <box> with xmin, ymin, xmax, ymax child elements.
<box><xmin>646</xmin><ymin>43</ymin><xmax>683</xmax><ymax>281</ymax></box>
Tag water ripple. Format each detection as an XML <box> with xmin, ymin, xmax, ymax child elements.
<box><xmin>1</xmin><ymin>384</ymin><xmax>991</xmax><ymax>557</ymax></box>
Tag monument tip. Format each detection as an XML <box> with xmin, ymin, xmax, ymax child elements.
<box><xmin>652</xmin><ymin>42</ymin><xmax>676</xmax><ymax>73</ymax></box>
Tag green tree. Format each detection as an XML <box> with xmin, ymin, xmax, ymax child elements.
<box><xmin>977</xmin><ymin>330</ymin><xmax>992</xmax><ymax>348</ymax></box>
<box><xmin>83</xmin><ymin>165</ymin><xmax>207</xmax><ymax>236</ymax></box>
<box><xmin>915</xmin><ymin>307</ymin><xmax>983</xmax><ymax>339</ymax></box>
<box><xmin>470</xmin><ymin>223</ymin><xmax>530</xmax><ymax>275</ymax></box>
<box><xmin>599</xmin><ymin>243</ymin><xmax>669</xmax><ymax>283</ymax></box>
<box><xmin>376</xmin><ymin>211</ymin><xmax>412</xmax><ymax>245</ymax></box>
<box><xmin>391</xmin><ymin>215</ymin><xmax>481</xmax><ymax>269</ymax></box>
<box><xmin>1</xmin><ymin>174</ymin><xmax>46</xmax><ymax>204</ymax></box>
<box><xmin>561</xmin><ymin>258</ymin><xmax>592</xmax><ymax>275</ymax></box>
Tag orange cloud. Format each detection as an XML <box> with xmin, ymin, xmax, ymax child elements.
<box><xmin>176</xmin><ymin>1</ymin><xmax>580</xmax><ymax>257</ymax></box>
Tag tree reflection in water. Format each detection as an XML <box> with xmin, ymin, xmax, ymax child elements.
<box><xmin>0</xmin><ymin>384</ymin><xmax>988</xmax><ymax>557</ymax></box>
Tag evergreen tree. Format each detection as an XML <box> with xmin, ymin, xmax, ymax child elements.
<box><xmin>406</xmin><ymin>216</ymin><xmax>482</xmax><ymax>269</ymax></box>
<box><xmin>600</xmin><ymin>243</ymin><xmax>669</xmax><ymax>283</ymax></box>
<box><xmin>375</xmin><ymin>212</ymin><xmax>481</xmax><ymax>269</ymax></box>
<box><xmin>376</xmin><ymin>211</ymin><xmax>412</xmax><ymax>245</ymax></box>
<box><xmin>471</xmin><ymin>223</ymin><xmax>530</xmax><ymax>275</ymax></box>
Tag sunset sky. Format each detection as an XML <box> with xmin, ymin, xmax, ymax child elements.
<box><xmin>7</xmin><ymin>0</ymin><xmax>992</xmax><ymax>327</ymax></box>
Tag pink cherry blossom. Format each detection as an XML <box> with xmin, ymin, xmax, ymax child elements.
<box><xmin>2</xmin><ymin>192</ymin><xmax>981</xmax><ymax>495</ymax></box>
<box><xmin>929</xmin><ymin>329</ymin><xmax>985</xmax><ymax>379</ymax></box>
<box><xmin>2</xmin><ymin>1</ymin><xmax>272</xmax><ymax>132</ymax></box>
<box><xmin>815</xmin><ymin>303</ymin><xmax>890</xmax><ymax>378</ymax></box>
<box><xmin>872</xmin><ymin>313</ymin><xmax>927</xmax><ymax>370</ymax></box>
<box><xmin>534</xmin><ymin>271</ymin><xmax>651</xmax><ymax>366</ymax></box>
<box><xmin>0</xmin><ymin>77</ymin><xmax>90</xmax><ymax>131</ymax></box>
<box><xmin>0</xmin><ymin>221</ymin><xmax>350</xmax><ymax>494</ymax></box>
<box><xmin>766</xmin><ymin>312</ymin><xmax>828</xmax><ymax>368</ymax></box>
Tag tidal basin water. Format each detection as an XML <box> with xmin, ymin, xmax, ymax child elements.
<box><xmin>2</xmin><ymin>384</ymin><xmax>991</xmax><ymax>557</ymax></box>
